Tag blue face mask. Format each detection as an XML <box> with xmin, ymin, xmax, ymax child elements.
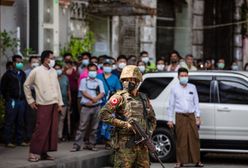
<box><xmin>56</xmin><ymin>69</ymin><xmax>62</xmax><ymax>76</ymax></box>
<box><xmin>103</xmin><ymin>66</ymin><xmax>112</xmax><ymax>73</ymax></box>
<box><xmin>179</xmin><ymin>77</ymin><xmax>189</xmax><ymax>85</ymax></box>
<box><xmin>82</xmin><ymin>59</ymin><xmax>89</xmax><ymax>66</ymax></box>
<box><xmin>88</xmin><ymin>71</ymin><xmax>97</xmax><ymax>78</ymax></box>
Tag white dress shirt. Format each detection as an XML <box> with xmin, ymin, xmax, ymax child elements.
<box><xmin>167</xmin><ymin>82</ymin><xmax>200</xmax><ymax>121</ymax></box>
<box><xmin>79</xmin><ymin>77</ymin><xmax>105</xmax><ymax>105</ymax></box>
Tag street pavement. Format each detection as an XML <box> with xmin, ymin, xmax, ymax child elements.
<box><xmin>151</xmin><ymin>153</ymin><xmax>248</xmax><ymax>168</ymax></box>
<box><xmin>0</xmin><ymin>141</ymin><xmax>248</xmax><ymax>168</ymax></box>
<box><xmin>0</xmin><ymin>142</ymin><xmax>112</xmax><ymax>168</ymax></box>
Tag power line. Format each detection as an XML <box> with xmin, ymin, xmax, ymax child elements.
<box><xmin>157</xmin><ymin>20</ymin><xmax>248</xmax><ymax>30</ymax></box>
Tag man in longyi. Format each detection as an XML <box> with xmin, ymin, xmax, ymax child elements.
<box><xmin>167</xmin><ymin>67</ymin><xmax>204</xmax><ymax>168</ymax></box>
<box><xmin>24</xmin><ymin>50</ymin><xmax>63</xmax><ymax>162</ymax></box>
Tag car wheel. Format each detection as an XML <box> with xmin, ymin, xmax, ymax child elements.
<box><xmin>150</xmin><ymin>127</ymin><xmax>176</xmax><ymax>162</ymax></box>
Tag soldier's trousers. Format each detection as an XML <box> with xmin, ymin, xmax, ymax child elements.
<box><xmin>114</xmin><ymin>144</ymin><xmax>150</xmax><ymax>168</ymax></box>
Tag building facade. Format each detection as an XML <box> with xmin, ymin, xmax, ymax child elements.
<box><xmin>1</xmin><ymin>0</ymin><xmax>248</xmax><ymax>74</ymax></box>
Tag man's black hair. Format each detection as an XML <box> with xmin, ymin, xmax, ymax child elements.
<box><xmin>41</xmin><ymin>50</ymin><xmax>53</xmax><ymax>64</ymax></box>
<box><xmin>87</xmin><ymin>63</ymin><xmax>98</xmax><ymax>70</ymax></box>
<box><xmin>63</xmin><ymin>53</ymin><xmax>73</xmax><ymax>59</ymax></box>
<box><xmin>169</xmin><ymin>50</ymin><xmax>181</xmax><ymax>58</ymax></box>
<box><xmin>28</xmin><ymin>56</ymin><xmax>39</xmax><ymax>63</ymax></box>
<box><xmin>54</xmin><ymin>63</ymin><xmax>62</xmax><ymax>69</ymax></box>
<box><xmin>6</xmin><ymin>61</ymin><xmax>13</xmax><ymax>69</ymax></box>
<box><xmin>128</xmin><ymin>55</ymin><xmax>136</xmax><ymax>59</ymax></box>
<box><xmin>81</xmin><ymin>52</ymin><xmax>91</xmax><ymax>58</ymax></box>
<box><xmin>12</xmin><ymin>55</ymin><xmax>22</xmax><ymax>62</ymax></box>
<box><xmin>117</xmin><ymin>55</ymin><xmax>127</xmax><ymax>61</ymax></box>
<box><xmin>90</xmin><ymin>56</ymin><xmax>98</xmax><ymax>61</ymax></box>
<box><xmin>140</xmin><ymin>51</ymin><xmax>148</xmax><ymax>57</ymax></box>
<box><xmin>178</xmin><ymin>67</ymin><xmax>188</xmax><ymax>76</ymax></box>
<box><xmin>156</xmin><ymin>57</ymin><xmax>165</xmax><ymax>64</ymax></box>
<box><xmin>185</xmin><ymin>54</ymin><xmax>193</xmax><ymax>58</ymax></box>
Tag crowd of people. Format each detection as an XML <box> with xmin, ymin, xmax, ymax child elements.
<box><xmin>0</xmin><ymin>49</ymin><xmax>246</xmax><ymax>162</ymax></box>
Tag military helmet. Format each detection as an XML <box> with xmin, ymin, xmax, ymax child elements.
<box><xmin>120</xmin><ymin>65</ymin><xmax>143</xmax><ymax>82</ymax></box>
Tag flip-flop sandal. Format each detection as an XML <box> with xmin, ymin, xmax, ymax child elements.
<box><xmin>195</xmin><ymin>162</ymin><xmax>204</xmax><ymax>167</ymax></box>
<box><xmin>174</xmin><ymin>163</ymin><xmax>182</xmax><ymax>168</ymax></box>
<box><xmin>28</xmin><ymin>156</ymin><xmax>40</xmax><ymax>162</ymax></box>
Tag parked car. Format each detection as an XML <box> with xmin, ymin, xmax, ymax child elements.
<box><xmin>139</xmin><ymin>71</ymin><xmax>248</xmax><ymax>162</ymax></box>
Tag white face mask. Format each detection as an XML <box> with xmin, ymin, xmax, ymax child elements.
<box><xmin>138</xmin><ymin>65</ymin><xmax>145</xmax><ymax>73</ymax></box>
<box><xmin>157</xmin><ymin>64</ymin><xmax>165</xmax><ymax>71</ymax></box>
<box><xmin>118</xmin><ymin>62</ymin><xmax>127</xmax><ymax>69</ymax></box>
<box><xmin>141</xmin><ymin>57</ymin><xmax>149</xmax><ymax>64</ymax></box>
<box><xmin>31</xmin><ymin>63</ymin><xmax>39</xmax><ymax>69</ymax></box>
<box><xmin>48</xmin><ymin>60</ymin><xmax>55</xmax><ymax>68</ymax></box>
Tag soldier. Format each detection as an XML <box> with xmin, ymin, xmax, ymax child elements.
<box><xmin>99</xmin><ymin>65</ymin><xmax>156</xmax><ymax>168</ymax></box>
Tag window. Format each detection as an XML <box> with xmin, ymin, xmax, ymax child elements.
<box><xmin>218</xmin><ymin>80</ymin><xmax>248</xmax><ymax>104</ymax></box>
<box><xmin>189</xmin><ymin>77</ymin><xmax>211</xmax><ymax>103</ymax></box>
<box><xmin>156</xmin><ymin>0</ymin><xmax>175</xmax><ymax>58</ymax></box>
<box><xmin>139</xmin><ymin>77</ymin><xmax>173</xmax><ymax>100</ymax></box>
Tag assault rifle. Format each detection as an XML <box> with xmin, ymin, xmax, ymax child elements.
<box><xmin>129</xmin><ymin>119</ymin><xmax>166</xmax><ymax>168</ymax></box>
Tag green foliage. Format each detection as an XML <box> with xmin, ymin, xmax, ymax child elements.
<box><xmin>0</xmin><ymin>30</ymin><xmax>19</xmax><ymax>59</ymax></box>
<box><xmin>23</xmin><ymin>48</ymin><xmax>35</xmax><ymax>58</ymax></box>
<box><xmin>60</xmin><ymin>31</ymin><xmax>95</xmax><ymax>61</ymax></box>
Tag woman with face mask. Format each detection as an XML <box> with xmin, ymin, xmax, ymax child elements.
<box><xmin>137</xmin><ymin>60</ymin><xmax>146</xmax><ymax>74</ymax></box>
<box><xmin>156</xmin><ymin>58</ymin><xmax>166</xmax><ymax>72</ymax></box>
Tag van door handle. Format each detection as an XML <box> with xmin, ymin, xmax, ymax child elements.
<box><xmin>217</xmin><ymin>107</ymin><xmax>231</xmax><ymax>112</ymax></box>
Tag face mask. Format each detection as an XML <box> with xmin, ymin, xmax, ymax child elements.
<box><xmin>157</xmin><ymin>65</ymin><xmax>165</xmax><ymax>71</ymax></box>
<box><xmin>232</xmin><ymin>65</ymin><xmax>238</xmax><ymax>71</ymax></box>
<box><xmin>88</xmin><ymin>71</ymin><xmax>97</xmax><ymax>78</ymax></box>
<box><xmin>138</xmin><ymin>65</ymin><xmax>145</xmax><ymax>73</ymax></box>
<box><xmin>56</xmin><ymin>69</ymin><xmax>62</xmax><ymax>76</ymax></box>
<box><xmin>16</xmin><ymin>62</ymin><xmax>24</xmax><ymax>70</ymax></box>
<box><xmin>123</xmin><ymin>81</ymin><xmax>137</xmax><ymax>92</ymax></box>
<box><xmin>82</xmin><ymin>59</ymin><xmax>89</xmax><ymax>66</ymax></box>
<box><xmin>31</xmin><ymin>63</ymin><xmax>39</xmax><ymax>69</ymax></box>
<box><xmin>48</xmin><ymin>60</ymin><xmax>55</xmax><ymax>68</ymax></box>
<box><xmin>217</xmin><ymin>63</ymin><xmax>225</xmax><ymax>69</ymax></box>
<box><xmin>118</xmin><ymin>63</ymin><xmax>126</xmax><ymax>69</ymax></box>
<box><xmin>103</xmin><ymin>66</ymin><xmax>112</xmax><ymax>73</ymax></box>
<box><xmin>98</xmin><ymin>64</ymin><xmax>103</xmax><ymax>69</ymax></box>
<box><xmin>112</xmin><ymin>64</ymin><xmax>117</xmax><ymax>70</ymax></box>
<box><xmin>141</xmin><ymin>57</ymin><xmax>149</xmax><ymax>64</ymax></box>
<box><xmin>179</xmin><ymin>77</ymin><xmax>189</xmax><ymax>85</ymax></box>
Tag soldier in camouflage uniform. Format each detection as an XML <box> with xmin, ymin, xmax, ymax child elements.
<box><xmin>99</xmin><ymin>65</ymin><xmax>156</xmax><ymax>168</ymax></box>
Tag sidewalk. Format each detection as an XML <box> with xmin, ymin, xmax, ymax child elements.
<box><xmin>0</xmin><ymin>142</ymin><xmax>113</xmax><ymax>168</ymax></box>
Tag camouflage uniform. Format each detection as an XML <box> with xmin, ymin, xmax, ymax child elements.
<box><xmin>99</xmin><ymin>65</ymin><xmax>156</xmax><ymax>168</ymax></box>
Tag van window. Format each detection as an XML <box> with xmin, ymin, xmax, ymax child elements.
<box><xmin>218</xmin><ymin>80</ymin><xmax>248</xmax><ymax>104</ymax></box>
<box><xmin>139</xmin><ymin>77</ymin><xmax>173</xmax><ymax>99</ymax></box>
<box><xmin>189</xmin><ymin>79</ymin><xmax>211</xmax><ymax>103</ymax></box>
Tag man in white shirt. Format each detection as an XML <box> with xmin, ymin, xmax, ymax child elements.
<box><xmin>71</xmin><ymin>63</ymin><xmax>105</xmax><ymax>152</ymax></box>
<box><xmin>167</xmin><ymin>67</ymin><xmax>203</xmax><ymax>168</ymax></box>
<box><xmin>24</xmin><ymin>50</ymin><xmax>63</xmax><ymax>162</ymax></box>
